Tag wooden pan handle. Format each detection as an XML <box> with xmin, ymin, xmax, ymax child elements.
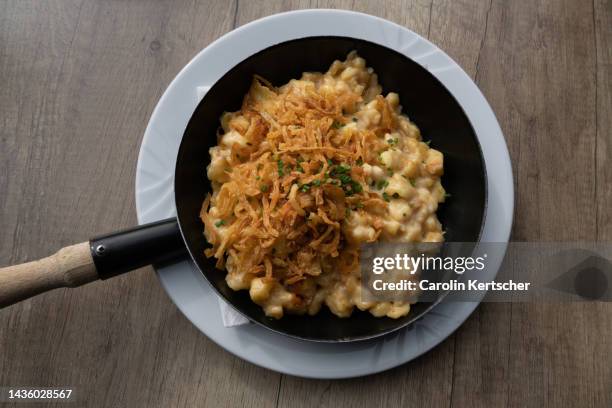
<box><xmin>0</xmin><ymin>242</ymin><xmax>99</xmax><ymax>308</ymax></box>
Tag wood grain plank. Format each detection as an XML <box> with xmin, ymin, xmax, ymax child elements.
<box><xmin>0</xmin><ymin>1</ymin><xmax>280</xmax><ymax>407</ymax></box>
<box><xmin>594</xmin><ymin>2</ymin><xmax>612</xmax><ymax>237</ymax></box>
<box><xmin>592</xmin><ymin>0</ymin><xmax>612</xmax><ymax>406</ymax></box>
<box><xmin>466</xmin><ymin>1</ymin><xmax>609</xmax><ymax>408</ymax></box>
<box><xmin>429</xmin><ymin>1</ymin><xmax>515</xmax><ymax>407</ymax></box>
<box><xmin>234</xmin><ymin>0</ymin><xmax>432</xmax><ymax>36</ymax></box>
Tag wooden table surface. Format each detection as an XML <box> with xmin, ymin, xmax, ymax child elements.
<box><xmin>1</xmin><ymin>0</ymin><xmax>610</xmax><ymax>407</ymax></box>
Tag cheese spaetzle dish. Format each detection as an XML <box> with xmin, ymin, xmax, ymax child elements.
<box><xmin>200</xmin><ymin>51</ymin><xmax>446</xmax><ymax>319</ymax></box>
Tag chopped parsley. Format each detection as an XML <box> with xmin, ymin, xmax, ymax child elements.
<box><xmin>277</xmin><ymin>159</ymin><xmax>284</xmax><ymax>176</ymax></box>
<box><xmin>387</xmin><ymin>137</ymin><xmax>399</xmax><ymax>145</ymax></box>
<box><xmin>312</xmin><ymin>179</ymin><xmax>321</xmax><ymax>187</ymax></box>
<box><xmin>356</xmin><ymin>158</ymin><xmax>364</xmax><ymax>166</ymax></box>
<box><xmin>338</xmin><ymin>174</ymin><xmax>352</xmax><ymax>184</ymax></box>
<box><xmin>255</xmin><ymin>175</ymin><xmax>261</xmax><ymax>181</ymax></box>
<box><xmin>376</xmin><ymin>180</ymin><xmax>389</xmax><ymax>190</ymax></box>
<box><xmin>331</xmin><ymin>121</ymin><xmax>343</xmax><ymax>129</ymax></box>
<box><xmin>382</xmin><ymin>192</ymin><xmax>391</xmax><ymax>202</ymax></box>
<box><xmin>352</xmin><ymin>182</ymin><xmax>363</xmax><ymax>193</ymax></box>
<box><xmin>215</xmin><ymin>220</ymin><xmax>225</xmax><ymax>227</ymax></box>
<box><xmin>325</xmin><ymin>163</ymin><xmax>363</xmax><ymax>196</ymax></box>
<box><xmin>260</xmin><ymin>184</ymin><xmax>269</xmax><ymax>192</ymax></box>
<box><xmin>425</xmin><ymin>140</ymin><xmax>431</xmax><ymax>146</ymax></box>
<box><xmin>335</xmin><ymin>164</ymin><xmax>351</xmax><ymax>174</ymax></box>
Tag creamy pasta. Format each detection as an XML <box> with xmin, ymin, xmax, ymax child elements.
<box><xmin>201</xmin><ymin>52</ymin><xmax>446</xmax><ymax>319</ymax></box>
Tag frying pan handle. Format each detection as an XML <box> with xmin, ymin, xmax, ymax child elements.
<box><xmin>90</xmin><ymin>218</ymin><xmax>186</xmax><ymax>279</ymax></box>
<box><xmin>0</xmin><ymin>218</ymin><xmax>186</xmax><ymax>308</ymax></box>
<box><xmin>0</xmin><ymin>242</ymin><xmax>97</xmax><ymax>308</ymax></box>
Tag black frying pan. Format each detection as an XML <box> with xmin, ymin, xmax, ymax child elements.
<box><xmin>0</xmin><ymin>37</ymin><xmax>486</xmax><ymax>343</ymax></box>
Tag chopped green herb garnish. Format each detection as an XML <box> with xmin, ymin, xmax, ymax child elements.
<box><xmin>277</xmin><ymin>159</ymin><xmax>284</xmax><ymax>176</ymax></box>
<box><xmin>297</xmin><ymin>157</ymin><xmax>304</xmax><ymax>163</ymax></box>
<box><xmin>255</xmin><ymin>175</ymin><xmax>261</xmax><ymax>181</ymax></box>
<box><xmin>376</xmin><ymin>180</ymin><xmax>389</xmax><ymax>190</ymax></box>
<box><xmin>425</xmin><ymin>140</ymin><xmax>431</xmax><ymax>146</ymax></box>
<box><xmin>387</xmin><ymin>138</ymin><xmax>399</xmax><ymax>146</ymax></box>
<box><xmin>356</xmin><ymin>158</ymin><xmax>364</xmax><ymax>166</ymax></box>
<box><xmin>338</xmin><ymin>174</ymin><xmax>352</xmax><ymax>184</ymax></box>
<box><xmin>300</xmin><ymin>183</ymin><xmax>311</xmax><ymax>192</ymax></box>
<box><xmin>312</xmin><ymin>179</ymin><xmax>321</xmax><ymax>187</ymax></box>
<box><xmin>409</xmin><ymin>178</ymin><xmax>416</xmax><ymax>187</ymax></box>
<box><xmin>387</xmin><ymin>168</ymin><xmax>394</xmax><ymax>176</ymax></box>
<box><xmin>296</xmin><ymin>164</ymin><xmax>304</xmax><ymax>173</ymax></box>
<box><xmin>344</xmin><ymin>182</ymin><xmax>362</xmax><ymax>196</ymax></box>
<box><xmin>327</xmin><ymin>159</ymin><xmax>334</xmax><ymax>166</ymax></box>
<box><xmin>445</xmin><ymin>192</ymin><xmax>452</xmax><ymax>199</ymax></box>
<box><xmin>215</xmin><ymin>220</ymin><xmax>225</xmax><ymax>227</ymax></box>
<box><xmin>334</xmin><ymin>164</ymin><xmax>351</xmax><ymax>174</ymax></box>
<box><xmin>355</xmin><ymin>202</ymin><xmax>364</xmax><ymax>209</ymax></box>
<box><xmin>331</xmin><ymin>121</ymin><xmax>343</xmax><ymax>129</ymax></box>
<box><xmin>260</xmin><ymin>184</ymin><xmax>269</xmax><ymax>192</ymax></box>
<box><xmin>382</xmin><ymin>192</ymin><xmax>391</xmax><ymax>202</ymax></box>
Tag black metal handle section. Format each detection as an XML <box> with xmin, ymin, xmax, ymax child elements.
<box><xmin>89</xmin><ymin>218</ymin><xmax>186</xmax><ymax>280</ymax></box>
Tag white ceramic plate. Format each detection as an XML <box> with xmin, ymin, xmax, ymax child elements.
<box><xmin>135</xmin><ymin>9</ymin><xmax>514</xmax><ymax>379</ymax></box>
